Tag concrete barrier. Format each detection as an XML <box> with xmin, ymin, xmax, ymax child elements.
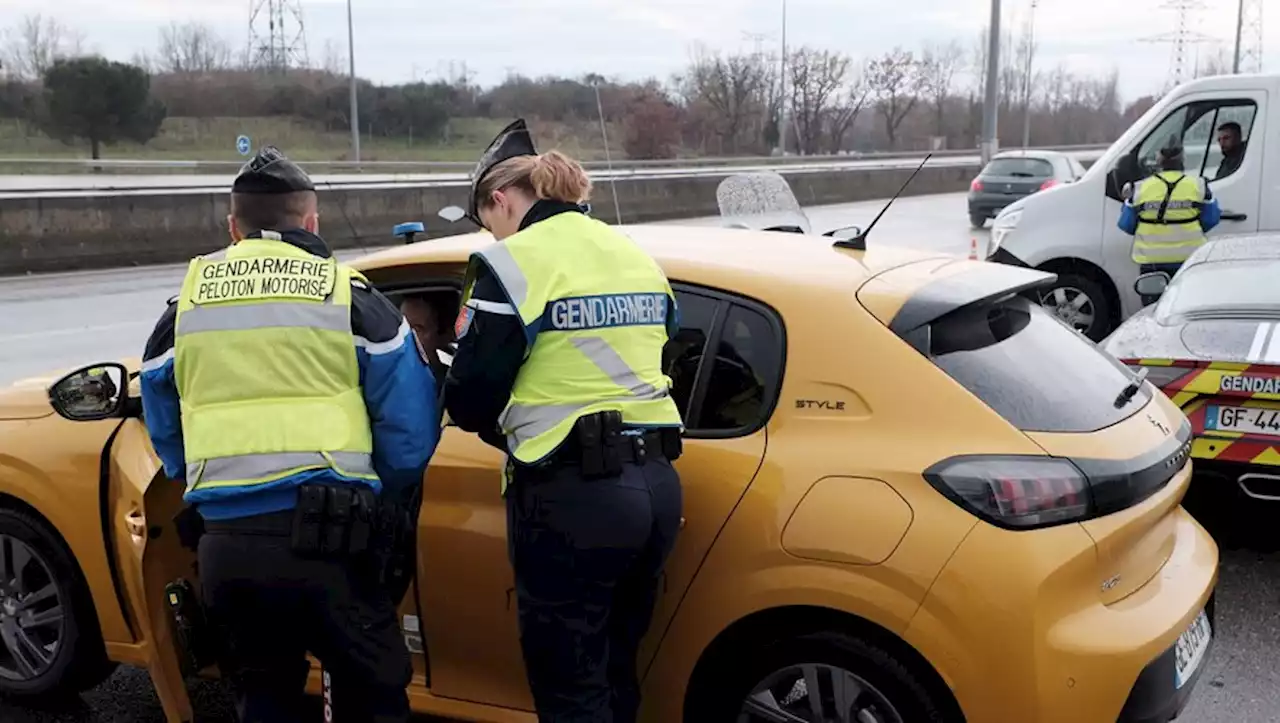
<box><xmin>0</xmin><ymin>159</ymin><xmax>1092</xmax><ymax>275</ymax></box>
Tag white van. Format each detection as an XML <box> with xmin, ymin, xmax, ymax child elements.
<box><xmin>987</xmin><ymin>73</ymin><xmax>1280</xmax><ymax>340</ymax></box>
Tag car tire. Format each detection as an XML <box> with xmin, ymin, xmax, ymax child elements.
<box><xmin>1037</xmin><ymin>271</ymin><xmax>1113</xmax><ymax>342</ymax></box>
<box><xmin>0</xmin><ymin>506</ymin><xmax>114</xmax><ymax>698</ymax></box>
<box><xmin>969</xmin><ymin>214</ymin><xmax>986</xmax><ymax>230</ymax></box>
<box><xmin>688</xmin><ymin>630</ymin><xmax>956</xmax><ymax>723</ymax></box>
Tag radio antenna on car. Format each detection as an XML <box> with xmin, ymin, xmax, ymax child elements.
<box><xmin>833</xmin><ymin>153</ymin><xmax>933</xmax><ymax>252</ymax></box>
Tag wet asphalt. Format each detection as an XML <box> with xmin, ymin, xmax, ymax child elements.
<box><xmin>1</xmin><ymin>193</ymin><xmax>1276</xmax><ymax>722</ymax></box>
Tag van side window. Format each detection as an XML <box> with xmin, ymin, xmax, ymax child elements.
<box><xmin>1112</xmin><ymin>99</ymin><xmax>1258</xmax><ymax>199</ymax></box>
<box><xmin>664</xmin><ymin>287</ymin><xmax>785</xmax><ymax>437</ymax></box>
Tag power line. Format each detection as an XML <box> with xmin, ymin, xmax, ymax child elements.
<box><xmin>1140</xmin><ymin>0</ymin><xmax>1214</xmax><ymax>87</ymax></box>
<box><xmin>247</xmin><ymin>0</ymin><xmax>309</xmax><ymax>72</ymax></box>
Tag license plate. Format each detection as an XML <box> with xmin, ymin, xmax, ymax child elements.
<box><xmin>1175</xmin><ymin>608</ymin><xmax>1211</xmax><ymax>689</ymax></box>
<box><xmin>1205</xmin><ymin>405</ymin><xmax>1280</xmax><ymax>437</ymax></box>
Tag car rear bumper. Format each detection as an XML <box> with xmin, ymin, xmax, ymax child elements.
<box><xmin>968</xmin><ymin>192</ymin><xmax>1030</xmax><ymax>217</ymax></box>
<box><xmin>907</xmin><ymin>505</ymin><xmax>1218</xmax><ymax>723</ymax></box>
<box><xmin>1116</xmin><ymin>593</ymin><xmax>1215</xmax><ymax>722</ymax></box>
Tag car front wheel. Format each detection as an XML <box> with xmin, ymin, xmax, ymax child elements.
<box><xmin>1037</xmin><ymin>272</ymin><xmax>1113</xmax><ymax>341</ymax></box>
<box><xmin>0</xmin><ymin>507</ymin><xmax>113</xmax><ymax>698</ymax></box>
<box><xmin>695</xmin><ymin>631</ymin><xmax>956</xmax><ymax>723</ymax></box>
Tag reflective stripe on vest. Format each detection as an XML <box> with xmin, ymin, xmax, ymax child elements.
<box><xmin>174</xmin><ymin>237</ymin><xmax>376</xmax><ymax>494</ymax></box>
<box><xmin>1132</xmin><ymin>172</ymin><xmax>1207</xmax><ymax>264</ymax></box>
<box><xmin>463</xmin><ymin>212</ymin><xmax>683</xmax><ymax>468</ymax></box>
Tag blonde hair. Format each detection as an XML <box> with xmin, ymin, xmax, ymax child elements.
<box><xmin>478</xmin><ymin>151</ymin><xmax>592</xmax><ymax>209</ymax></box>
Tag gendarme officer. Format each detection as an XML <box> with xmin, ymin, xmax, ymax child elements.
<box><xmin>139</xmin><ymin>146</ymin><xmax>438</xmax><ymax>722</ymax></box>
<box><xmin>444</xmin><ymin>119</ymin><xmax>685</xmax><ymax>723</ymax></box>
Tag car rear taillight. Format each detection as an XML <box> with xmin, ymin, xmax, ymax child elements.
<box><xmin>1039</xmin><ymin>179</ymin><xmax>1059</xmax><ymax>191</ymax></box>
<box><xmin>924</xmin><ymin>456</ymin><xmax>1090</xmax><ymax>530</ymax></box>
<box><xmin>971</xmin><ymin>179</ymin><xmax>983</xmax><ymax>192</ymax></box>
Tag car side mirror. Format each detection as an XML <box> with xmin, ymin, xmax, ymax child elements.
<box><xmin>438</xmin><ymin>206</ymin><xmax>466</xmax><ymax>224</ymax></box>
<box><xmin>48</xmin><ymin>363</ymin><xmax>129</xmax><ymax>422</ymax></box>
<box><xmin>823</xmin><ymin>225</ymin><xmax>863</xmax><ymax>241</ymax></box>
<box><xmin>1134</xmin><ymin>272</ymin><xmax>1170</xmax><ymax>298</ymax></box>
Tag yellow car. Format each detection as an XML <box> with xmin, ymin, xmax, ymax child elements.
<box><xmin>0</xmin><ymin>225</ymin><xmax>1216</xmax><ymax>723</ymax></box>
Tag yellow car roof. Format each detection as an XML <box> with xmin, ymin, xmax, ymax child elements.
<box><xmin>350</xmin><ymin>223</ymin><xmax>967</xmax><ymax>320</ymax></box>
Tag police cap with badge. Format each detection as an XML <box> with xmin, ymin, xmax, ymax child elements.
<box><xmin>232</xmin><ymin>145</ymin><xmax>315</xmax><ymax>195</ymax></box>
<box><xmin>466</xmin><ymin>119</ymin><xmax>539</xmax><ymax>227</ymax></box>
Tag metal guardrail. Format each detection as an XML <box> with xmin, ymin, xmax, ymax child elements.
<box><xmin>0</xmin><ymin>143</ymin><xmax>1112</xmax><ymax>173</ymax></box>
<box><xmin>0</xmin><ymin>146</ymin><xmax>1111</xmax><ymax>199</ymax></box>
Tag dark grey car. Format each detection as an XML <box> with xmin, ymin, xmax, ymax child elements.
<box><xmin>968</xmin><ymin>150</ymin><xmax>1086</xmax><ymax>228</ymax></box>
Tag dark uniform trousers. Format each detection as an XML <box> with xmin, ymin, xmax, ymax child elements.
<box><xmin>198</xmin><ymin>511</ymin><xmax>412</xmax><ymax>723</ymax></box>
<box><xmin>507</xmin><ymin>455</ymin><xmax>683</xmax><ymax>723</ymax></box>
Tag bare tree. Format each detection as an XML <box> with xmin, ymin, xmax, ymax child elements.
<box><xmin>679</xmin><ymin>46</ymin><xmax>769</xmax><ymax>154</ymax></box>
<box><xmin>320</xmin><ymin>39</ymin><xmax>346</xmax><ymax>76</ymax></box>
<box><xmin>920</xmin><ymin>40</ymin><xmax>964</xmax><ymax>138</ymax></box>
<box><xmin>156</xmin><ymin>22</ymin><xmax>232</xmax><ymax>74</ymax></box>
<box><xmin>865</xmin><ymin>48</ymin><xmax>925</xmax><ymax>148</ymax></box>
<box><xmin>787</xmin><ymin>47</ymin><xmax>851</xmax><ymax>155</ymax></box>
<box><xmin>1</xmin><ymin>14</ymin><xmax>84</xmax><ymax>80</ymax></box>
<box><xmin>825</xmin><ymin>73</ymin><xmax>869</xmax><ymax>153</ymax></box>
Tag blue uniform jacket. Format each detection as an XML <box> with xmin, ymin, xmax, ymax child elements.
<box><xmin>1118</xmin><ymin>175</ymin><xmax>1222</xmax><ymax>236</ymax></box>
<box><xmin>140</xmin><ymin>228</ymin><xmax>438</xmax><ymax>521</ymax></box>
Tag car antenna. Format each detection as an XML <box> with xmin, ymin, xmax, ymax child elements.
<box><xmin>833</xmin><ymin>153</ymin><xmax>933</xmax><ymax>252</ymax></box>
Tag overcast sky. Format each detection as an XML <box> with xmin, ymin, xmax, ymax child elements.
<box><xmin>2</xmin><ymin>0</ymin><xmax>1276</xmax><ymax>101</ymax></box>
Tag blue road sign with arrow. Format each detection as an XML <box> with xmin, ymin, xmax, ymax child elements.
<box><xmin>236</xmin><ymin>135</ymin><xmax>251</xmax><ymax>156</ymax></box>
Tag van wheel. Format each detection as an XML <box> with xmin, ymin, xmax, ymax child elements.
<box><xmin>1037</xmin><ymin>272</ymin><xmax>1112</xmax><ymax>341</ymax></box>
<box><xmin>0</xmin><ymin>507</ymin><xmax>113</xmax><ymax>698</ymax></box>
<box><xmin>692</xmin><ymin>631</ymin><xmax>955</xmax><ymax>723</ymax></box>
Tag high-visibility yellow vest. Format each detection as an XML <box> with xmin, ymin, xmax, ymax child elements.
<box><xmin>1131</xmin><ymin>171</ymin><xmax>1208</xmax><ymax>264</ymax></box>
<box><xmin>173</xmin><ymin>234</ymin><xmax>377</xmax><ymax>495</ymax></box>
<box><xmin>462</xmin><ymin>212</ymin><xmax>683</xmax><ymax>468</ymax></box>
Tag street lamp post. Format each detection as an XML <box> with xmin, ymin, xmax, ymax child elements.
<box><xmin>778</xmin><ymin>0</ymin><xmax>788</xmax><ymax>156</ymax></box>
<box><xmin>981</xmin><ymin>0</ymin><xmax>1002</xmax><ymax>164</ymax></box>
<box><xmin>347</xmin><ymin>0</ymin><xmax>361</xmax><ymax>167</ymax></box>
<box><xmin>1021</xmin><ymin>0</ymin><xmax>1038</xmax><ymax>150</ymax></box>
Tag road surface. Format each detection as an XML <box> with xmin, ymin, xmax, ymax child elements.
<box><xmin>0</xmin><ymin>191</ymin><xmax>1275</xmax><ymax>723</ymax></box>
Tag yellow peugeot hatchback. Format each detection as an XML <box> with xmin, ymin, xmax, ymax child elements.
<box><xmin>0</xmin><ymin>223</ymin><xmax>1215</xmax><ymax>723</ymax></box>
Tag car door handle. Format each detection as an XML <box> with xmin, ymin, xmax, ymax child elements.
<box><xmin>1222</xmin><ymin>212</ymin><xmax>1248</xmax><ymax>221</ymax></box>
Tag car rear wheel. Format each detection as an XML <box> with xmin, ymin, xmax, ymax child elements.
<box><xmin>1037</xmin><ymin>272</ymin><xmax>1112</xmax><ymax>341</ymax></box>
<box><xmin>0</xmin><ymin>507</ymin><xmax>113</xmax><ymax>698</ymax></box>
<box><xmin>969</xmin><ymin>214</ymin><xmax>986</xmax><ymax>230</ymax></box>
<box><xmin>696</xmin><ymin>631</ymin><xmax>956</xmax><ymax>723</ymax></box>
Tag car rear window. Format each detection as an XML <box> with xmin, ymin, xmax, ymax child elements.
<box><xmin>1155</xmin><ymin>259</ymin><xmax>1280</xmax><ymax>320</ymax></box>
<box><xmin>927</xmin><ymin>295</ymin><xmax>1149</xmax><ymax>433</ymax></box>
<box><xmin>983</xmin><ymin>158</ymin><xmax>1053</xmax><ymax>177</ymax></box>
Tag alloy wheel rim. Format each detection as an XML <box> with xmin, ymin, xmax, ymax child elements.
<box><xmin>1040</xmin><ymin>285</ymin><xmax>1096</xmax><ymax>332</ymax></box>
<box><xmin>737</xmin><ymin>662</ymin><xmax>905</xmax><ymax>723</ymax></box>
<box><xmin>0</xmin><ymin>535</ymin><xmax>64</xmax><ymax>682</ymax></box>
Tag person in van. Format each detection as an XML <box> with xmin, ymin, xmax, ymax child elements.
<box><xmin>1214</xmin><ymin>121</ymin><xmax>1246</xmax><ymax>180</ymax></box>
<box><xmin>1118</xmin><ymin>137</ymin><xmax>1222</xmax><ymax>305</ymax></box>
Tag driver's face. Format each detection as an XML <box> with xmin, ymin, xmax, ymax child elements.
<box><xmin>401</xmin><ymin>299</ymin><xmax>439</xmax><ymax>349</ymax></box>
<box><xmin>1218</xmin><ymin>130</ymin><xmax>1240</xmax><ymax>154</ymax></box>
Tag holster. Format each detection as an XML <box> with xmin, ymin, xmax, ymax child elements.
<box><xmin>576</xmin><ymin>410</ymin><xmax>624</xmax><ymax>479</ymax></box>
<box><xmin>289</xmin><ymin>483</ymin><xmax>378</xmax><ymax>559</ymax></box>
<box><xmin>164</xmin><ymin>578</ymin><xmax>218</xmax><ymax>675</ymax></box>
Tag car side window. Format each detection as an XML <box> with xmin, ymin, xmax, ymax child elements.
<box><xmin>664</xmin><ymin>286</ymin><xmax>785</xmax><ymax>437</ymax></box>
<box><xmin>663</xmin><ymin>290</ymin><xmax>719</xmax><ymax>420</ymax></box>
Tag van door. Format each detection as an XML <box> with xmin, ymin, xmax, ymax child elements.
<box><xmin>1100</xmin><ymin>89</ymin><xmax>1267</xmax><ymax>318</ymax></box>
<box><xmin>107</xmin><ymin>418</ymin><xmax>198</xmax><ymax>723</ymax></box>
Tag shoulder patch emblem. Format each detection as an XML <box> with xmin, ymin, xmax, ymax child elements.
<box><xmin>455</xmin><ymin>305</ymin><xmax>475</xmax><ymax>339</ymax></box>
